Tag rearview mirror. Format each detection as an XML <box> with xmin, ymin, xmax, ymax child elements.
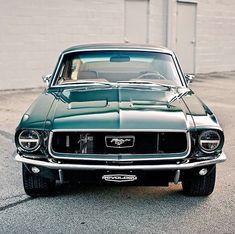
<box><xmin>42</xmin><ymin>74</ymin><xmax>52</xmax><ymax>88</ymax></box>
<box><xmin>110</xmin><ymin>55</ymin><xmax>130</xmax><ymax>62</ymax></box>
<box><xmin>185</xmin><ymin>74</ymin><xmax>195</xmax><ymax>85</ymax></box>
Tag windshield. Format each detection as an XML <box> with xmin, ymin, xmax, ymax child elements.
<box><xmin>54</xmin><ymin>51</ymin><xmax>183</xmax><ymax>86</ymax></box>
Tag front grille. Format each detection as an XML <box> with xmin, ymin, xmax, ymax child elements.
<box><xmin>51</xmin><ymin>132</ymin><xmax>188</xmax><ymax>155</ymax></box>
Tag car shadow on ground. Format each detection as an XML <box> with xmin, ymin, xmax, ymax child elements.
<box><xmin>32</xmin><ymin>183</ymin><xmax>210</xmax><ymax>222</ymax></box>
<box><xmin>50</xmin><ymin>182</ymin><xmax>208</xmax><ymax>205</ymax></box>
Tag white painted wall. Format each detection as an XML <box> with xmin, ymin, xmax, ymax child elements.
<box><xmin>0</xmin><ymin>0</ymin><xmax>125</xmax><ymax>89</ymax></box>
<box><xmin>0</xmin><ymin>0</ymin><xmax>235</xmax><ymax>89</ymax></box>
<box><xmin>196</xmin><ymin>0</ymin><xmax>235</xmax><ymax>73</ymax></box>
<box><xmin>0</xmin><ymin>0</ymin><xmax>167</xmax><ymax>89</ymax></box>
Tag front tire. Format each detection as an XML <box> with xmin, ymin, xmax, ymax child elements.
<box><xmin>182</xmin><ymin>166</ymin><xmax>216</xmax><ymax>196</ymax></box>
<box><xmin>22</xmin><ymin>164</ymin><xmax>55</xmax><ymax>197</ymax></box>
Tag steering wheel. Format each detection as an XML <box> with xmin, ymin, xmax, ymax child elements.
<box><xmin>136</xmin><ymin>71</ymin><xmax>167</xmax><ymax>80</ymax></box>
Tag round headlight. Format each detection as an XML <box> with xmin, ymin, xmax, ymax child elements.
<box><xmin>18</xmin><ymin>130</ymin><xmax>41</xmax><ymax>152</ymax></box>
<box><xmin>198</xmin><ymin>130</ymin><xmax>221</xmax><ymax>153</ymax></box>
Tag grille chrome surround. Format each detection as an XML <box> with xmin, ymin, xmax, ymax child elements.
<box><xmin>48</xmin><ymin>129</ymin><xmax>191</xmax><ymax>161</ymax></box>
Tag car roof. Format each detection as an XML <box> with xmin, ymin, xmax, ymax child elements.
<box><xmin>62</xmin><ymin>43</ymin><xmax>173</xmax><ymax>55</ymax></box>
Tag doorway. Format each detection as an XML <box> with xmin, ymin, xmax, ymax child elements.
<box><xmin>176</xmin><ymin>2</ymin><xmax>197</xmax><ymax>74</ymax></box>
<box><xmin>124</xmin><ymin>0</ymin><xmax>149</xmax><ymax>44</ymax></box>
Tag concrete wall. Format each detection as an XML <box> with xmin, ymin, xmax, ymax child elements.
<box><xmin>0</xmin><ymin>0</ymin><xmax>235</xmax><ymax>89</ymax></box>
<box><xmin>0</xmin><ymin>0</ymin><xmax>167</xmax><ymax>89</ymax></box>
<box><xmin>0</xmin><ymin>0</ymin><xmax>124</xmax><ymax>89</ymax></box>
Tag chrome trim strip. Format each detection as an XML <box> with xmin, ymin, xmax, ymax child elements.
<box><xmin>48</xmin><ymin>131</ymin><xmax>192</xmax><ymax>161</ymax></box>
<box><xmin>51</xmin><ymin>53</ymin><xmax>64</xmax><ymax>87</ymax></box>
<box><xmin>62</xmin><ymin>48</ymin><xmax>173</xmax><ymax>55</ymax></box>
<box><xmin>15</xmin><ymin>152</ymin><xmax>226</xmax><ymax>170</ymax></box>
<box><xmin>50</xmin><ymin>129</ymin><xmax>188</xmax><ymax>133</ymax></box>
<box><xmin>19</xmin><ymin>139</ymin><xmax>39</xmax><ymax>143</ymax></box>
<box><xmin>200</xmin><ymin>140</ymin><xmax>220</xmax><ymax>144</ymax></box>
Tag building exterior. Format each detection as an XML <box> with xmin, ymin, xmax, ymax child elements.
<box><xmin>0</xmin><ymin>0</ymin><xmax>235</xmax><ymax>89</ymax></box>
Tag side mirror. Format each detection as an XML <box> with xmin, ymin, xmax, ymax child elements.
<box><xmin>185</xmin><ymin>74</ymin><xmax>195</xmax><ymax>85</ymax></box>
<box><xmin>42</xmin><ymin>74</ymin><xmax>52</xmax><ymax>88</ymax></box>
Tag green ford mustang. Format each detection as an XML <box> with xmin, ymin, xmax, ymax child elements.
<box><xmin>14</xmin><ymin>44</ymin><xmax>226</xmax><ymax>197</ymax></box>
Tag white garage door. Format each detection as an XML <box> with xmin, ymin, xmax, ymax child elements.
<box><xmin>176</xmin><ymin>2</ymin><xmax>197</xmax><ymax>74</ymax></box>
<box><xmin>124</xmin><ymin>0</ymin><xmax>149</xmax><ymax>44</ymax></box>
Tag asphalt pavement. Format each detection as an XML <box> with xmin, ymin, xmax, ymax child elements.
<box><xmin>0</xmin><ymin>72</ymin><xmax>234</xmax><ymax>234</ymax></box>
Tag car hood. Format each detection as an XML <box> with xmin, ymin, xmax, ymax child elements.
<box><xmin>44</xmin><ymin>86</ymin><xmax>195</xmax><ymax>131</ymax></box>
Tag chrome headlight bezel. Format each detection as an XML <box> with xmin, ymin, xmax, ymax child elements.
<box><xmin>198</xmin><ymin>130</ymin><xmax>222</xmax><ymax>153</ymax></box>
<box><xmin>17</xmin><ymin>130</ymin><xmax>42</xmax><ymax>152</ymax></box>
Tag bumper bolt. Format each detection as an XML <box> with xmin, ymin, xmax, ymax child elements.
<box><xmin>199</xmin><ymin>168</ymin><xmax>208</xmax><ymax>176</ymax></box>
<box><xmin>31</xmin><ymin>166</ymin><xmax>40</xmax><ymax>174</ymax></box>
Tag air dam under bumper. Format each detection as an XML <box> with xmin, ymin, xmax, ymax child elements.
<box><xmin>15</xmin><ymin>152</ymin><xmax>226</xmax><ymax>170</ymax></box>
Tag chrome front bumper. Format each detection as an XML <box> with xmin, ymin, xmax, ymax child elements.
<box><xmin>15</xmin><ymin>152</ymin><xmax>226</xmax><ymax>171</ymax></box>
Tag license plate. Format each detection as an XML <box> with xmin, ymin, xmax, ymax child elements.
<box><xmin>102</xmin><ymin>174</ymin><xmax>137</xmax><ymax>182</ymax></box>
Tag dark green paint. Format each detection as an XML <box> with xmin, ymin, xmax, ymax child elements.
<box><xmin>16</xmin><ymin>85</ymin><xmax>220</xmax><ymax>132</ymax></box>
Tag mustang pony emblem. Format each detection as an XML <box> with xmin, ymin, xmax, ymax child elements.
<box><xmin>111</xmin><ymin>138</ymin><xmax>131</xmax><ymax>146</ymax></box>
<box><xmin>105</xmin><ymin>136</ymin><xmax>135</xmax><ymax>148</ymax></box>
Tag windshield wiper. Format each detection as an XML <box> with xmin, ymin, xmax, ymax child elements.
<box><xmin>60</xmin><ymin>80</ymin><xmax>112</xmax><ymax>87</ymax></box>
<box><xmin>117</xmin><ymin>80</ymin><xmax>176</xmax><ymax>90</ymax></box>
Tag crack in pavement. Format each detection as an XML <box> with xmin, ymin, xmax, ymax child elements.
<box><xmin>0</xmin><ymin>87</ymin><xmax>43</xmax><ymax>93</ymax></box>
<box><xmin>0</xmin><ymin>130</ymin><xmax>14</xmax><ymax>141</ymax></box>
<box><xmin>0</xmin><ymin>195</ymin><xmax>33</xmax><ymax>212</ymax></box>
<box><xmin>0</xmin><ymin>193</ymin><xmax>26</xmax><ymax>201</ymax></box>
